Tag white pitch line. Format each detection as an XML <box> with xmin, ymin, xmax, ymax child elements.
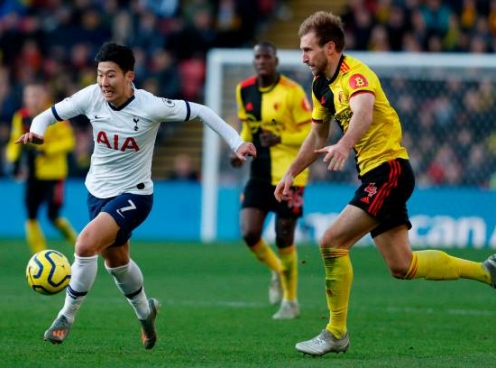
<box><xmin>159</xmin><ymin>299</ymin><xmax>496</xmax><ymax>316</ymax></box>
<box><xmin>162</xmin><ymin>299</ymin><xmax>266</xmax><ymax>308</ymax></box>
<box><xmin>14</xmin><ymin>294</ymin><xmax>494</xmax><ymax>317</ymax></box>
<box><xmin>385</xmin><ymin>305</ymin><xmax>495</xmax><ymax>316</ymax></box>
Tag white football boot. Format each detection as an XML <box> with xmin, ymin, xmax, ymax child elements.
<box><xmin>272</xmin><ymin>300</ymin><xmax>300</xmax><ymax>319</ymax></box>
<box><xmin>482</xmin><ymin>254</ymin><xmax>496</xmax><ymax>288</ymax></box>
<box><xmin>295</xmin><ymin>330</ymin><xmax>350</xmax><ymax>356</ymax></box>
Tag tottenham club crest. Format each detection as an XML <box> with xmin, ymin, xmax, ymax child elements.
<box><xmin>161</xmin><ymin>98</ymin><xmax>175</xmax><ymax>107</ymax></box>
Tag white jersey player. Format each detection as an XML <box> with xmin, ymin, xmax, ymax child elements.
<box><xmin>30</xmin><ymin>83</ymin><xmax>248</xmax><ymax>198</ymax></box>
<box><xmin>16</xmin><ymin>42</ymin><xmax>257</xmax><ymax>349</ymax></box>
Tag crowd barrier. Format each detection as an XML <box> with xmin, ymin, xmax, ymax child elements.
<box><xmin>1</xmin><ymin>180</ymin><xmax>494</xmax><ymax>248</ymax></box>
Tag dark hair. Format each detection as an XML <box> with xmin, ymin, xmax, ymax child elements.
<box><xmin>298</xmin><ymin>11</ymin><xmax>345</xmax><ymax>52</ymax></box>
<box><xmin>254</xmin><ymin>41</ymin><xmax>277</xmax><ymax>55</ymax></box>
<box><xmin>94</xmin><ymin>42</ymin><xmax>135</xmax><ymax>72</ymax></box>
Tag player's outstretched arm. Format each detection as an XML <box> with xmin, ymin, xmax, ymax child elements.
<box><xmin>15</xmin><ymin>107</ymin><xmax>59</xmax><ymax>145</ymax></box>
<box><xmin>189</xmin><ymin>103</ymin><xmax>253</xmax><ymax>153</ymax></box>
<box><xmin>15</xmin><ymin>132</ymin><xmax>44</xmax><ymax>145</ymax></box>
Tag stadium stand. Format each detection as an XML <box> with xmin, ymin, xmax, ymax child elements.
<box><xmin>0</xmin><ymin>0</ymin><xmax>495</xmax><ymax>186</ymax></box>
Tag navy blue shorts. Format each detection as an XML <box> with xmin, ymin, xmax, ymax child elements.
<box><xmin>350</xmin><ymin>158</ymin><xmax>415</xmax><ymax>238</ymax></box>
<box><xmin>241</xmin><ymin>179</ymin><xmax>304</xmax><ymax>219</ymax></box>
<box><xmin>87</xmin><ymin>192</ymin><xmax>153</xmax><ymax>247</ymax></box>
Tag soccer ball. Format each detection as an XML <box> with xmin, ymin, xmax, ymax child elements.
<box><xmin>26</xmin><ymin>249</ymin><xmax>72</xmax><ymax>295</ymax></box>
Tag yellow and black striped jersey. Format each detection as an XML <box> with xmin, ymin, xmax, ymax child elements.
<box><xmin>236</xmin><ymin>74</ymin><xmax>312</xmax><ymax>186</ymax></box>
<box><xmin>6</xmin><ymin>108</ymin><xmax>75</xmax><ymax>180</ymax></box>
<box><xmin>312</xmin><ymin>55</ymin><xmax>409</xmax><ymax>176</ymax></box>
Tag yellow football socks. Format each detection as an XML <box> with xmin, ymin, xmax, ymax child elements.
<box><xmin>278</xmin><ymin>245</ymin><xmax>298</xmax><ymax>301</ymax></box>
<box><xmin>250</xmin><ymin>240</ymin><xmax>289</xmax><ymax>298</ymax></box>
<box><xmin>250</xmin><ymin>239</ymin><xmax>283</xmax><ymax>273</ymax></box>
<box><xmin>26</xmin><ymin>219</ymin><xmax>46</xmax><ymax>254</ymax></box>
<box><xmin>405</xmin><ymin>250</ymin><xmax>491</xmax><ymax>284</ymax></box>
<box><xmin>54</xmin><ymin>217</ymin><xmax>78</xmax><ymax>245</ymax></box>
<box><xmin>321</xmin><ymin>247</ymin><xmax>353</xmax><ymax>339</ymax></box>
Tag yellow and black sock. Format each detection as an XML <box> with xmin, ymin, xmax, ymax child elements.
<box><xmin>321</xmin><ymin>248</ymin><xmax>353</xmax><ymax>339</ymax></box>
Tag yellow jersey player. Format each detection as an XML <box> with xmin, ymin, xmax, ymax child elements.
<box><xmin>275</xmin><ymin>11</ymin><xmax>496</xmax><ymax>356</ymax></box>
<box><xmin>231</xmin><ymin>41</ymin><xmax>312</xmax><ymax>319</ymax></box>
<box><xmin>6</xmin><ymin>82</ymin><xmax>78</xmax><ymax>254</ymax></box>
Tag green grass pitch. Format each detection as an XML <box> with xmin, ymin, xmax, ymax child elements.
<box><xmin>1</xmin><ymin>238</ymin><xmax>495</xmax><ymax>367</ymax></box>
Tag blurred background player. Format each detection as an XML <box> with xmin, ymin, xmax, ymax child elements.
<box><xmin>167</xmin><ymin>153</ymin><xmax>199</xmax><ymax>181</ymax></box>
<box><xmin>6</xmin><ymin>82</ymin><xmax>77</xmax><ymax>254</ymax></box>
<box><xmin>231</xmin><ymin>41</ymin><xmax>312</xmax><ymax>319</ymax></box>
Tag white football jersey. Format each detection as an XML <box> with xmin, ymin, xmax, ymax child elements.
<box><xmin>31</xmin><ymin>84</ymin><xmax>243</xmax><ymax>198</ymax></box>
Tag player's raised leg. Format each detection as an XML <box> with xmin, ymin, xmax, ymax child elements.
<box><xmin>373</xmin><ymin>225</ymin><xmax>493</xmax><ymax>285</ymax></box>
<box><xmin>404</xmin><ymin>249</ymin><xmax>492</xmax><ymax>284</ymax></box>
<box><xmin>482</xmin><ymin>255</ymin><xmax>496</xmax><ymax>287</ymax></box>
<box><xmin>101</xmin><ymin>194</ymin><xmax>159</xmax><ymax>349</ymax></box>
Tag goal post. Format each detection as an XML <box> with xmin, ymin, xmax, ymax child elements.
<box><xmin>202</xmin><ymin>49</ymin><xmax>496</xmax><ymax>242</ymax></box>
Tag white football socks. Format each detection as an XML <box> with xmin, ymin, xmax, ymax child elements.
<box><xmin>106</xmin><ymin>259</ymin><xmax>150</xmax><ymax>320</ymax></box>
<box><xmin>59</xmin><ymin>254</ymin><xmax>98</xmax><ymax>324</ymax></box>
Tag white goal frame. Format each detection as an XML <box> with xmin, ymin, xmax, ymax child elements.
<box><xmin>201</xmin><ymin>49</ymin><xmax>496</xmax><ymax>242</ymax></box>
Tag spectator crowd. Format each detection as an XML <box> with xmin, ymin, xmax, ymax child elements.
<box><xmin>0</xmin><ymin>0</ymin><xmax>280</xmax><ymax>178</ymax></box>
<box><xmin>342</xmin><ymin>0</ymin><xmax>496</xmax><ymax>53</ymax></box>
<box><xmin>307</xmin><ymin>0</ymin><xmax>496</xmax><ymax>189</ymax></box>
<box><xmin>0</xmin><ymin>0</ymin><xmax>495</xmax><ymax>188</ymax></box>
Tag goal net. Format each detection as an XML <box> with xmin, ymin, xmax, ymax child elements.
<box><xmin>202</xmin><ymin>49</ymin><xmax>496</xmax><ymax>242</ymax></box>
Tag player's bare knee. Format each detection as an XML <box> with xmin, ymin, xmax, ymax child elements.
<box><xmin>319</xmin><ymin>228</ymin><xmax>345</xmax><ymax>248</ymax></box>
<box><xmin>74</xmin><ymin>235</ymin><xmax>98</xmax><ymax>257</ymax></box>
<box><xmin>74</xmin><ymin>244</ymin><xmax>96</xmax><ymax>257</ymax></box>
<box><xmin>319</xmin><ymin>234</ymin><xmax>337</xmax><ymax>249</ymax></box>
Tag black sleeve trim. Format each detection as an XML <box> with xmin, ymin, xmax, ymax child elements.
<box><xmin>51</xmin><ymin>105</ymin><xmax>64</xmax><ymax>121</ymax></box>
<box><xmin>184</xmin><ymin>101</ymin><xmax>191</xmax><ymax>121</ymax></box>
